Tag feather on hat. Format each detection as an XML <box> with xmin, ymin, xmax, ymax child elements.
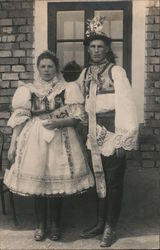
<box><xmin>83</xmin><ymin>16</ymin><xmax>111</xmax><ymax>46</ymax></box>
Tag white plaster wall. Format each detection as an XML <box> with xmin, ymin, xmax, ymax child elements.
<box><xmin>34</xmin><ymin>0</ymin><xmax>146</xmax><ymax>123</ymax></box>
<box><xmin>132</xmin><ymin>0</ymin><xmax>145</xmax><ymax>123</ymax></box>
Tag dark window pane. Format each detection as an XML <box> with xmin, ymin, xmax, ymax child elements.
<box><xmin>57</xmin><ymin>42</ymin><xmax>84</xmax><ymax>69</ymax></box>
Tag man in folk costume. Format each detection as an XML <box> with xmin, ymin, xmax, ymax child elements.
<box><xmin>78</xmin><ymin>16</ymin><xmax>138</xmax><ymax>247</ymax></box>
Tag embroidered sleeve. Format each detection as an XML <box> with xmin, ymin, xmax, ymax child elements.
<box><xmin>7</xmin><ymin>86</ymin><xmax>31</xmax><ymax>128</ymax></box>
<box><xmin>7</xmin><ymin>108</ymin><xmax>31</xmax><ymax>128</ymax></box>
<box><xmin>63</xmin><ymin>82</ymin><xmax>86</xmax><ymax>121</ymax></box>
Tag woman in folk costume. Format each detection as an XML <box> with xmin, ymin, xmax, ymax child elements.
<box><xmin>4</xmin><ymin>50</ymin><xmax>94</xmax><ymax>241</ymax></box>
<box><xmin>78</xmin><ymin>16</ymin><xmax>138</xmax><ymax>247</ymax></box>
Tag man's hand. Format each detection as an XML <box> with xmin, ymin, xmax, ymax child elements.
<box><xmin>115</xmin><ymin>148</ymin><xmax>126</xmax><ymax>158</ymax></box>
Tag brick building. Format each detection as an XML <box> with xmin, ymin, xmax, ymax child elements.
<box><xmin>0</xmin><ymin>0</ymin><xmax>159</xmax><ymax>170</ymax></box>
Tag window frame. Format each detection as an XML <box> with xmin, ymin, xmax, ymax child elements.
<box><xmin>48</xmin><ymin>1</ymin><xmax>132</xmax><ymax>80</ymax></box>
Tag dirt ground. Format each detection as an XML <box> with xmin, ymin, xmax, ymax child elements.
<box><xmin>0</xmin><ymin>167</ymin><xmax>159</xmax><ymax>250</ymax></box>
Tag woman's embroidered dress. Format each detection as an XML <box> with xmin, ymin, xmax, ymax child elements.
<box><xmin>4</xmin><ymin>77</ymin><xmax>94</xmax><ymax>196</ymax></box>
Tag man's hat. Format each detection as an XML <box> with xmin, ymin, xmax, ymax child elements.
<box><xmin>83</xmin><ymin>16</ymin><xmax>111</xmax><ymax>46</ymax></box>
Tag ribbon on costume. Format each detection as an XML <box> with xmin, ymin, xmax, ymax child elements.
<box><xmin>88</xmin><ymin>80</ymin><xmax>106</xmax><ymax>198</ymax></box>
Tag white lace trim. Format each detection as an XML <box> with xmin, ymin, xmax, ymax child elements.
<box><xmin>87</xmin><ymin>124</ymin><xmax>138</xmax><ymax>157</ymax></box>
<box><xmin>113</xmin><ymin>130</ymin><xmax>138</xmax><ymax>150</ymax></box>
<box><xmin>7</xmin><ymin>108</ymin><xmax>31</xmax><ymax>128</ymax></box>
<box><xmin>18</xmin><ymin>80</ymin><xmax>66</xmax><ymax>100</ymax></box>
<box><xmin>4</xmin><ymin>168</ymin><xmax>94</xmax><ymax>197</ymax></box>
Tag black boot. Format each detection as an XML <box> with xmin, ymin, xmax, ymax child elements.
<box><xmin>100</xmin><ymin>224</ymin><xmax>116</xmax><ymax>247</ymax></box>
<box><xmin>80</xmin><ymin>198</ymin><xmax>105</xmax><ymax>239</ymax></box>
<box><xmin>48</xmin><ymin>197</ymin><xmax>62</xmax><ymax>241</ymax></box>
<box><xmin>100</xmin><ymin>180</ymin><xmax>124</xmax><ymax>247</ymax></box>
<box><xmin>100</xmin><ymin>155</ymin><xmax>126</xmax><ymax>247</ymax></box>
<box><xmin>34</xmin><ymin>197</ymin><xmax>47</xmax><ymax>241</ymax></box>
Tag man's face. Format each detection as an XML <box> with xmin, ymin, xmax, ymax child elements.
<box><xmin>88</xmin><ymin>40</ymin><xmax>108</xmax><ymax>63</ymax></box>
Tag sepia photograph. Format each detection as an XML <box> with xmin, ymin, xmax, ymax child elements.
<box><xmin>0</xmin><ymin>0</ymin><xmax>159</xmax><ymax>249</ymax></box>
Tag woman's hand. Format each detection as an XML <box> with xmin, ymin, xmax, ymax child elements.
<box><xmin>8</xmin><ymin>144</ymin><xmax>16</xmax><ymax>164</ymax></box>
<box><xmin>42</xmin><ymin>118</ymin><xmax>78</xmax><ymax>130</ymax></box>
<box><xmin>115</xmin><ymin>147</ymin><xmax>126</xmax><ymax>158</ymax></box>
<box><xmin>42</xmin><ymin>119</ymin><xmax>58</xmax><ymax>130</ymax></box>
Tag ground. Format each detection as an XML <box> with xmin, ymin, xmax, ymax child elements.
<box><xmin>0</xmin><ymin>167</ymin><xmax>159</xmax><ymax>250</ymax></box>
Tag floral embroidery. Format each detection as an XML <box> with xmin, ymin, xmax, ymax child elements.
<box><xmin>39</xmin><ymin>104</ymin><xmax>86</xmax><ymax>122</ymax></box>
<box><xmin>62</xmin><ymin>128</ymin><xmax>74</xmax><ymax>178</ymax></box>
<box><xmin>97</xmin><ymin>126</ymin><xmax>107</xmax><ymax>146</ymax></box>
<box><xmin>67</xmin><ymin>104</ymin><xmax>86</xmax><ymax>121</ymax></box>
<box><xmin>84</xmin><ymin>63</ymin><xmax>114</xmax><ymax>95</ymax></box>
<box><xmin>15</xmin><ymin>120</ymin><xmax>33</xmax><ymax>190</ymax></box>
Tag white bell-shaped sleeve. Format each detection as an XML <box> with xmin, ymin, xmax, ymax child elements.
<box><xmin>64</xmin><ymin>82</ymin><xmax>86</xmax><ymax>121</ymax></box>
<box><xmin>7</xmin><ymin>85</ymin><xmax>31</xmax><ymax>128</ymax></box>
<box><xmin>112</xmin><ymin>66</ymin><xmax>138</xmax><ymax>150</ymax></box>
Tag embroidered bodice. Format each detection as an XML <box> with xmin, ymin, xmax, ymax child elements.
<box><xmin>31</xmin><ymin>88</ymin><xmax>65</xmax><ymax>113</ymax></box>
<box><xmin>8</xmin><ymin>79</ymin><xmax>85</xmax><ymax>128</ymax></box>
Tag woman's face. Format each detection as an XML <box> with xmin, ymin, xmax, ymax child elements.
<box><xmin>38</xmin><ymin>58</ymin><xmax>57</xmax><ymax>82</ymax></box>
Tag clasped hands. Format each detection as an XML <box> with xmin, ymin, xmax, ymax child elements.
<box><xmin>42</xmin><ymin>109</ymin><xmax>68</xmax><ymax>130</ymax></box>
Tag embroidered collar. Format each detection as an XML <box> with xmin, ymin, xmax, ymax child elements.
<box><xmin>32</xmin><ymin>76</ymin><xmax>58</xmax><ymax>96</ymax></box>
<box><xmin>36</xmin><ymin>76</ymin><xmax>58</xmax><ymax>87</ymax></box>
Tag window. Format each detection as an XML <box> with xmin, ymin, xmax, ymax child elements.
<box><xmin>56</xmin><ymin>11</ymin><xmax>84</xmax><ymax>69</ymax></box>
<box><xmin>48</xmin><ymin>1</ymin><xmax>132</xmax><ymax>80</ymax></box>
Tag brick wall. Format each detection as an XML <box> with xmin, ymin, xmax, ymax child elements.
<box><xmin>0</xmin><ymin>0</ymin><xmax>159</xmax><ymax>168</ymax></box>
<box><xmin>127</xmin><ymin>0</ymin><xmax>160</xmax><ymax>169</ymax></box>
<box><xmin>139</xmin><ymin>0</ymin><xmax>160</xmax><ymax>168</ymax></box>
<box><xmin>0</xmin><ymin>0</ymin><xmax>34</xmax><ymax>167</ymax></box>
